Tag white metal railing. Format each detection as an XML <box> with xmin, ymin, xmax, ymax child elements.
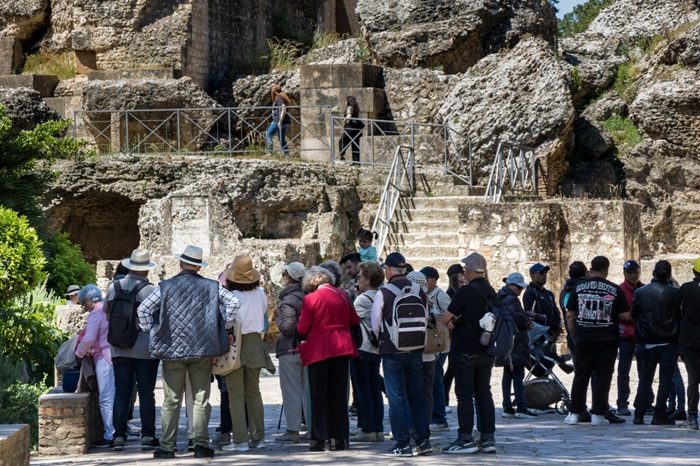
<box><xmin>371</xmin><ymin>146</ymin><xmax>415</xmax><ymax>258</ymax></box>
<box><xmin>484</xmin><ymin>141</ymin><xmax>537</xmax><ymax>202</ymax></box>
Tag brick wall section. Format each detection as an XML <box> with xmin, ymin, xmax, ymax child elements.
<box><xmin>38</xmin><ymin>388</ymin><xmax>102</xmax><ymax>456</ymax></box>
<box><xmin>0</xmin><ymin>425</ymin><xmax>30</xmax><ymax>466</ymax></box>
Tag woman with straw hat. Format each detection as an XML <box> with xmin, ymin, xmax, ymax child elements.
<box><xmin>221</xmin><ymin>255</ymin><xmax>269</xmax><ymax>453</ymax></box>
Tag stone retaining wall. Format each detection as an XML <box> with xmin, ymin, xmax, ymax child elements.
<box><xmin>0</xmin><ymin>424</ymin><xmax>30</xmax><ymax>466</ymax></box>
<box><xmin>38</xmin><ymin>387</ymin><xmax>102</xmax><ymax>456</ymax></box>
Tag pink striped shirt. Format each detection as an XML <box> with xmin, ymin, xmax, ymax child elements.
<box><xmin>75</xmin><ymin>301</ymin><xmax>112</xmax><ymax>365</ymax></box>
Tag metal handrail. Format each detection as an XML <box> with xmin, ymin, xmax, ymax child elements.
<box><xmin>371</xmin><ymin>146</ymin><xmax>415</xmax><ymax>258</ymax></box>
<box><xmin>484</xmin><ymin>141</ymin><xmax>537</xmax><ymax>202</ymax></box>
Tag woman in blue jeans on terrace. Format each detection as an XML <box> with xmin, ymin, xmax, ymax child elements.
<box><xmin>266</xmin><ymin>84</ymin><xmax>291</xmax><ymax>157</ymax></box>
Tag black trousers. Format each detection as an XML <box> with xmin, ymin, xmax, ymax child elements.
<box><xmin>308</xmin><ymin>356</ymin><xmax>350</xmax><ymax>441</ymax></box>
<box><xmin>570</xmin><ymin>340</ymin><xmax>617</xmax><ymax>415</ymax></box>
<box><xmin>339</xmin><ymin>128</ymin><xmax>362</xmax><ymax>163</ymax></box>
<box><xmin>683</xmin><ymin>347</ymin><xmax>700</xmax><ymax>416</ymax></box>
<box><xmin>451</xmin><ymin>351</ymin><xmax>495</xmax><ymax>440</ymax></box>
<box><xmin>633</xmin><ymin>343</ymin><xmax>679</xmax><ymax>417</ymax></box>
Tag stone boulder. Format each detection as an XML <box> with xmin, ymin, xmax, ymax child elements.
<box><xmin>656</xmin><ymin>22</ymin><xmax>700</xmax><ymax>68</ymax></box>
<box><xmin>561</xmin><ymin>33</ymin><xmax>625</xmax><ymax>101</ymax></box>
<box><xmin>573</xmin><ymin>116</ymin><xmax>614</xmax><ymax>160</ymax></box>
<box><xmin>587</xmin><ymin>0</ymin><xmax>700</xmax><ymax>43</ymax></box>
<box><xmin>0</xmin><ymin>87</ymin><xmax>61</xmax><ymax>135</ymax></box>
<box><xmin>232</xmin><ymin>70</ymin><xmax>300</xmax><ymax>109</ymax></box>
<box><xmin>0</xmin><ymin>0</ymin><xmax>49</xmax><ymax>41</ymax></box>
<box><xmin>436</xmin><ymin>37</ymin><xmax>575</xmax><ymax>192</ymax></box>
<box><xmin>384</xmin><ymin>68</ymin><xmax>458</xmax><ymax>124</ymax></box>
<box><xmin>356</xmin><ymin>0</ymin><xmax>557</xmax><ymax>74</ymax></box>
<box><xmin>581</xmin><ymin>90</ymin><xmax>627</xmax><ymax>122</ymax></box>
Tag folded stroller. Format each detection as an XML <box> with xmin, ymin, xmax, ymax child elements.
<box><xmin>524</xmin><ymin>323</ymin><xmax>574</xmax><ymax>414</ymax></box>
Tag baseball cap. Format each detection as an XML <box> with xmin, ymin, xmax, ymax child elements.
<box><xmin>623</xmin><ymin>260</ymin><xmax>640</xmax><ymax>271</ymax></box>
<box><xmin>446</xmin><ymin>264</ymin><xmax>464</xmax><ymax>277</ymax></box>
<box><xmin>504</xmin><ymin>272</ymin><xmax>528</xmax><ymax>288</ymax></box>
<box><xmin>461</xmin><ymin>253</ymin><xmax>487</xmax><ymax>273</ymax></box>
<box><xmin>382</xmin><ymin>252</ymin><xmax>406</xmax><ymax>268</ymax></box>
<box><xmin>420</xmin><ymin>266</ymin><xmax>439</xmax><ymax>280</ymax></box>
<box><xmin>283</xmin><ymin>262</ymin><xmax>306</xmax><ymax>281</ymax></box>
<box><xmin>694</xmin><ymin>257</ymin><xmax>700</xmax><ymax>274</ymax></box>
<box><xmin>529</xmin><ymin>262</ymin><xmax>550</xmax><ymax>274</ymax></box>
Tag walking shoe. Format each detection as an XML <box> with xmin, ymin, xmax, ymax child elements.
<box><xmin>429</xmin><ymin>422</ymin><xmax>450</xmax><ymax>431</ymax></box>
<box><xmin>274</xmin><ymin>431</ymin><xmax>300</xmax><ymax>443</ymax></box>
<box><xmin>443</xmin><ymin>438</ymin><xmax>479</xmax><ymax>454</ymax></box>
<box><xmin>141</xmin><ymin>436</ymin><xmax>160</xmax><ymax>450</ymax></box>
<box><xmin>651</xmin><ymin>416</ymin><xmax>675</xmax><ymax>425</ymax></box>
<box><xmin>413</xmin><ymin>440</ymin><xmax>433</xmax><ymax>456</ymax></box>
<box><xmin>211</xmin><ymin>432</ymin><xmax>231</xmax><ymax>445</ymax></box>
<box><xmin>603</xmin><ymin>411</ymin><xmax>626</xmax><ymax>424</ymax></box>
<box><xmin>93</xmin><ymin>439</ymin><xmax>111</xmax><ymax>448</ymax></box>
<box><xmin>194</xmin><ymin>444</ymin><xmax>215</xmax><ymax>458</ymax></box>
<box><xmin>501</xmin><ymin>408</ymin><xmax>516</xmax><ymax>418</ymax></box>
<box><xmin>683</xmin><ymin>415</ymin><xmax>698</xmax><ymax>430</ymax></box>
<box><xmin>646</xmin><ymin>405</ymin><xmax>655</xmax><ymax>415</ymax></box>
<box><xmin>126</xmin><ymin>420</ymin><xmax>141</xmax><ymax>437</ymax></box>
<box><xmin>153</xmin><ymin>448</ymin><xmax>175</xmax><ymax>459</ymax></box>
<box><xmin>445</xmin><ymin>406</ymin><xmax>453</xmax><ymax>413</ymax></box>
<box><xmin>299</xmin><ymin>431</ymin><xmax>311</xmax><ymax>440</ymax></box>
<box><xmin>249</xmin><ymin>439</ymin><xmax>266</xmax><ymax>449</ymax></box>
<box><xmin>352</xmin><ymin>431</ymin><xmax>377</xmax><ymax>442</ymax></box>
<box><xmin>669</xmin><ymin>410</ymin><xmax>687</xmax><ymax>421</ymax></box>
<box><xmin>564</xmin><ymin>413</ymin><xmax>579</xmax><ymax>425</ymax></box>
<box><xmin>111</xmin><ymin>436</ymin><xmax>125</xmax><ymax>451</ymax></box>
<box><xmin>515</xmin><ymin>408</ymin><xmax>538</xmax><ymax>419</ymax></box>
<box><xmin>187</xmin><ymin>439</ymin><xmax>195</xmax><ymax>452</ymax></box>
<box><xmin>591</xmin><ymin>414</ymin><xmax>609</xmax><ymax>425</ymax></box>
<box><xmin>633</xmin><ymin>416</ymin><xmax>645</xmax><ymax>425</ymax></box>
<box><xmin>479</xmin><ymin>438</ymin><xmax>496</xmax><ymax>453</ymax></box>
<box><xmin>375</xmin><ymin>432</ymin><xmax>385</xmax><ymax>442</ymax></box>
<box><xmin>615</xmin><ymin>407</ymin><xmax>632</xmax><ymax>416</ymax></box>
<box><xmin>349</xmin><ymin>406</ymin><xmax>358</xmax><ymax>417</ymax></box>
<box><xmin>385</xmin><ymin>445</ymin><xmax>414</xmax><ymax>457</ymax></box>
<box><xmin>223</xmin><ymin>442</ymin><xmax>249</xmax><ymax>452</ymax></box>
<box><xmin>579</xmin><ymin>411</ymin><xmax>592</xmax><ymax>423</ymax></box>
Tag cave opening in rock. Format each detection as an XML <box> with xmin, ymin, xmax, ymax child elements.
<box><xmin>48</xmin><ymin>191</ymin><xmax>142</xmax><ymax>264</ymax></box>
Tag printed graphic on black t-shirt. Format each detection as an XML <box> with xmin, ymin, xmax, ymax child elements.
<box><xmin>568</xmin><ymin>277</ymin><xmax>627</xmax><ymax>343</ymax></box>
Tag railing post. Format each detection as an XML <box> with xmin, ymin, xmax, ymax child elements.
<box><xmin>227</xmin><ymin>108</ymin><xmax>232</xmax><ymax>154</ymax></box>
<box><xmin>176</xmin><ymin>109</ymin><xmax>181</xmax><ymax>153</ymax></box>
<box><xmin>124</xmin><ymin>111</ymin><xmax>129</xmax><ymax>154</ymax></box>
<box><xmin>330</xmin><ymin>113</ymin><xmax>335</xmax><ymax>164</ymax></box>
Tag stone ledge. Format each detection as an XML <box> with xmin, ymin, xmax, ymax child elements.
<box><xmin>0</xmin><ymin>75</ymin><xmax>59</xmax><ymax>97</ymax></box>
<box><xmin>38</xmin><ymin>387</ymin><xmax>102</xmax><ymax>456</ymax></box>
<box><xmin>0</xmin><ymin>424</ymin><xmax>30</xmax><ymax>466</ymax></box>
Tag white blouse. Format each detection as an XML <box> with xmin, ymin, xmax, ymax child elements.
<box><xmin>233</xmin><ymin>287</ymin><xmax>268</xmax><ymax>334</ymax></box>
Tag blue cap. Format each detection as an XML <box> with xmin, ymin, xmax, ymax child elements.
<box><xmin>504</xmin><ymin>272</ymin><xmax>528</xmax><ymax>288</ymax></box>
<box><xmin>529</xmin><ymin>262</ymin><xmax>551</xmax><ymax>274</ymax></box>
<box><xmin>382</xmin><ymin>252</ymin><xmax>406</xmax><ymax>268</ymax></box>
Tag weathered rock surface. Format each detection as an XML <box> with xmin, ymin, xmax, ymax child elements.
<box><xmin>301</xmin><ymin>38</ymin><xmax>363</xmax><ymax>65</ymax></box>
<box><xmin>232</xmin><ymin>71</ymin><xmax>300</xmax><ymax>108</ymax></box>
<box><xmin>587</xmin><ymin>0</ymin><xmax>700</xmax><ymax>43</ymax></box>
<box><xmin>573</xmin><ymin>116</ymin><xmax>614</xmax><ymax>159</ymax></box>
<box><xmin>0</xmin><ymin>0</ymin><xmax>49</xmax><ymax>41</ymax></box>
<box><xmin>436</xmin><ymin>37</ymin><xmax>575</xmax><ymax>191</ymax></box>
<box><xmin>656</xmin><ymin>22</ymin><xmax>700</xmax><ymax>67</ymax></box>
<box><xmin>0</xmin><ymin>87</ymin><xmax>60</xmax><ymax>134</ymax></box>
<box><xmin>561</xmin><ymin>33</ymin><xmax>625</xmax><ymax>100</ymax></box>
<box><xmin>356</xmin><ymin>0</ymin><xmax>557</xmax><ymax>74</ymax></box>
<box><xmin>581</xmin><ymin>90</ymin><xmax>626</xmax><ymax>122</ymax></box>
<box><xmin>384</xmin><ymin>68</ymin><xmax>457</xmax><ymax>124</ymax></box>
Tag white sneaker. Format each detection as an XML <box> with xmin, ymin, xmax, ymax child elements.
<box><xmin>564</xmin><ymin>413</ymin><xmax>579</xmax><ymax>425</ymax></box>
<box><xmin>591</xmin><ymin>414</ymin><xmax>610</xmax><ymax>425</ymax></box>
<box><xmin>222</xmin><ymin>442</ymin><xmax>249</xmax><ymax>452</ymax></box>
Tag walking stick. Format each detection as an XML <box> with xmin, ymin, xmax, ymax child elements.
<box><xmin>278</xmin><ymin>403</ymin><xmax>284</xmax><ymax>430</ymax></box>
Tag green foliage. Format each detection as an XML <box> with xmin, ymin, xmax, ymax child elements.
<box><xmin>0</xmin><ymin>373</ymin><xmax>49</xmax><ymax>447</ymax></box>
<box><xmin>571</xmin><ymin>67</ymin><xmax>582</xmax><ymax>93</ymax></box>
<box><xmin>602</xmin><ymin>115</ymin><xmax>643</xmax><ymax>148</ymax></box>
<box><xmin>355</xmin><ymin>35</ymin><xmax>371</xmax><ymax>64</ymax></box>
<box><xmin>265</xmin><ymin>38</ymin><xmax>304</xmax><ymax>70</ymax></box>
<box><xmin>558</xmin><ymin>0</ymin><xmax>616</xmax><ymax>37</ymax></box>
<box><xmin>22</xmin><ymin>51</ymin><xmax>75</xmax><ymax>80</ymax></box>
<box><xmin>42</xmin><ymin>231</ymin><xmax>96</xmax><ymax>297</ymax></box>
<box><xmin>0</xmin><ymin>207</ymin><xmax>46</xmax><ymax>303</ymax></box>
<box><xmin>638</xmin><ymin>34</ymin><xmax>664</xmax><ymax>53</ymax></box>
<box><xmin>612</xmin><ymin>61</ymin><xmax>639</xmax><ymax>103</ymax></box>
<box><xmin>311</xmin><ymin>28</ymin><xmax>344</xmax><ymax>51</ymax></box>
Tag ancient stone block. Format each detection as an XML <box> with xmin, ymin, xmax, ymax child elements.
<box><xmin>300</xmin><ymin>65</ymin><xmax>334</xmax><ymax>89</ymax></box>
<box><xmin>332</xmin><ymin>64</ymin><xmax>383</xmax><ymax>89</ymax></box>
<box><xmin>170</xmin><ymin>196</ymin><xmax>211</xmax><ymax>257</ymax></box>
<box><xmin>0</xmin><ymin>74</ymin><xmax>59</xmax><ymax>97</ymax></box>
<box><xmin>74</xmin><ymin>51</ymin><xmax>97</xmax><ymax>75</ymax></box>
<box><xmin>71</xmin><ymin>28</ymin><xmax>92</xmax><ymax>51</ymax></box>
<box><xmin>0</xmin><ymin>424</ymin><xmax>30</xmax><ymax>466</ymax></box>
<box><xmin>87</xmin><ymin>69</ymin><xmax>176</xmax><ymax>81</ymax></box>
<box><xmin>0</xmin><ymin>37</ymin><xmax>24</xmax><ymax>75</ymax></box>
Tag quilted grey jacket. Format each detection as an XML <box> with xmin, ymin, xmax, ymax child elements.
<box><xmin>150</xmin><ymin>270</ymin><xmax>229</xmax><ymax>360</ymax></box>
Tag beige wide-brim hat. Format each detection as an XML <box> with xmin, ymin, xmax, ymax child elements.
<box><xmin>224</xmin><ymin>255</ymin><xmax>261</xmax><ymax>284</ymax></box>
<box><xmin>64</xmin><ymin>285</ymin><xmax>81</xmax><ymax>296</ymax></box>
<box><xmin>121</xmin><ymin>248</ymin><xmax>157</xmax><ymax>271</ymax></box>
<box><xmin>174</xmin><ymin>245</ymin><xmax>209</xmax><ymax>267</ymax></box>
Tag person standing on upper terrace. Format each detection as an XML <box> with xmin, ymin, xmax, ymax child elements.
<box><xmin>266</xmin><ymin>84</ymin><xmax>291</xmax><ymax>158</ymax></box>
<box><xmin>137</xmin><ymin>245</ymin><xmax>240</xmax><ymax>459</ymax></box>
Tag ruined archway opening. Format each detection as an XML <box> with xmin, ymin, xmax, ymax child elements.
<box><xmin>48</xmin><ymin>190</ymin><xmax>142</xmax><ymax>264</ymax></box>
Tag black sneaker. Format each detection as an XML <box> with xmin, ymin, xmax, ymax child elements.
<box><xmin>501</xmin><ymin>408</ymin><xmax>516</xmax><ymax>418</ymax></box>
<box><xmin>93</xmin><ymin>439</ymin><xmax>111</xmax><ymax>448</ymax></box>
<box><xmin>385</xmin><ymin>445</ymin><xmax>413</xmax><ymax>457</ymax></box>
<box><xmin>153</xmin><ymin>448</ymin><xmax>175</xmax><ymax>459</ymax></box>
<box><xmin>633</xmin><ymin>416</ymin><xmax>645</xmax><ymax>425</ymax></box>
<box><xmin>669</xmin><ymin>410</ymin><xmax>687</xmax><ymax>421</ymax></box>
<box><xmin>479</xmin><ymin>438</ymin><xmax>496</xmax><ymax>453</ymax></box>
<box><xmin>651</xmin><ymin>416</ymin><xmax>675</xmax><ymax>425</ymax></box>
<box><xmin>111</xmin><ymin>436</ymin><xmax>125</xmax><ymax>451</ymax></box>
<box><xmin>194</xmin><ymin>444</ymin><xmax>215</xmax><ymax>458</ymax></box>
<box><xmin>187</xmin><ymin>439</ymin><xmax>195</xmax><ymax>452</ymax></box>
<box><xmin>615</xmin><ymin>407</ymin><xmax>632</xmax><ymax>416</ymax></box>
<box><xmin>604</xmin><ymin>411</ymin><xmax>626</xmax><ymax>424</ymax></box>
<box><xmin>578</xmin><ymin>411</ymin><xmax>592</xmax><ymax>423</ymax></box>
<box><xmin>141</xmin><ymin>436</ymin><xmax>160</xmax><ymax>450</ymax></box>
<box><xmin>413</xmin><ymin>440</ymin><xmax>433</xmax><ymax>456</ymax></box>
<box><xmin>443</xmin><ymin>438</ymin><xmax>479</xmax><ymax>454</ymax></box>
<box><xmin>515</xmin><ymin>408</ymin><xmax>538</xmax><ymax>419</ymax></box>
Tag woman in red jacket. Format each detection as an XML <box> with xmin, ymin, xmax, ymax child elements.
<box><xmin>296</xmin><ymin>266</ymin><xmax>360</xmax><ymax>452</ymax></box>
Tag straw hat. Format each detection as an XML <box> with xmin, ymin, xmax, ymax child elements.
<box><xmin>121</xmin><ymin>248</ymin><xmax>157</xmax><ymax>271</ymax></box>
<box><xmin>64</xmin><ymin>285</ymin><xmax>81</xmax><ymax>297</ymax></box>
<box><xmin>224</xmin><ymin>255</ymin><xmax>261</xmax><ymax>284</ymax></box>
<box><xmin>174</xmin><ymin>245</ymin><xmax>208</xmax><ymax>267</ymax></box>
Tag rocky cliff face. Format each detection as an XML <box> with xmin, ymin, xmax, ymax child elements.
<box><xmin>0</xmin><ymin>87</ymin><xmax>59</xmax><ymax>133</ymax></box>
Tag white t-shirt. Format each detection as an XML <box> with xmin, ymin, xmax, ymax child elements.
<box><xmin>233</xmin><ymin>287</ymin><xmax>268</xmax><ymax>334</ymax></box>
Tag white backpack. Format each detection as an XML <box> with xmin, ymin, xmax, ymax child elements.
<box><xmin>383</xmin><ymin>282</ymin><xmax>428</xmax><ymax>351</ymax></box>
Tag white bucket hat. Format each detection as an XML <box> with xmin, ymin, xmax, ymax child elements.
<box><xmin>174</xmin><ymin>245</ymin><xmax>208</xmax><ymax>267</ymax></box>
<box><xmin>121</xmin><ymin>248</ymin><xmax>157</xmax><ymax>271</ymax></box>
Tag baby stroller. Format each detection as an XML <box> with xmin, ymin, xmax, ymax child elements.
<box><xmin>524</xmin><ymin>323</ymin><xmax>574</xmax><ymax>414</ymax></box>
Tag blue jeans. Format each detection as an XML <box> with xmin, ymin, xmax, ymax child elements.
<box><xmin>266</xmin><ymin>121</ymin><xmax>290</xmax><ymax>157</ymax></box>
<box><xmin>667</xmin><ymin>364</ymin><xmax>686</xmax><ymax>412</ymax></box>
<box><xmin>382</xmin><ymin>352</ymin><xmax>427</xmax><ymax>448</ymax></box>
<box><xmin>112</xmin><ymin>357</ymin><xmax>160</xmax><ymax>438</ymax></box>
<box><xmin>501</xmin><ymin>364</ymin><xmax>526</xmax><ymax>411</ymax></box>
<box><xmin>617</xmin><ymin>339</ymin><xmax>635</xmax><ymax>409</ymax></box>
<box><xmin>350</xmin><ymin>351</ymin><xmax>383</xmax><ymax>433</ymax></box>
<box><xmin>634</xmin><ymin>343</ymin><xmax>679</xmax><ymax>417</ymax></box>
<box><xmin>431</xmin><ymin>353</ymin><xmax>448</xmax><ymax>424</ymax></box>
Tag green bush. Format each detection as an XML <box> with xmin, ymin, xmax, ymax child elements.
<box><xmin>0</xmin><ymin>369</ymin><xmax>48</xmax><ymax>447</ymax></box>
<box><xmin>602</xmin><ymin>115</ymin><xmax>643</xmax><ymax>148</ymax></box>
<box><xmin>612</xmin><ymin>62</ymin><xmax>639</xmax><ymax>103</ymax></box>
<box><xmin>0</xmin><ymin>207</ymin><xmax>46</xmax><ymax>304</ymax></box>
<box><xmin>43</xmin><ymin>231</ymin><xmax>96</xmax><ymax>297</ymax></box>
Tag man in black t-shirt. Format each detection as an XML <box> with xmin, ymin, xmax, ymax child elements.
<box><xmin>565</xmin><ymin>256</ymin><xmax>631</xmax><ymax>426</ymax></box>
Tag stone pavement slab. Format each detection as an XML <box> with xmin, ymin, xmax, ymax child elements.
<box><xmin>32</xmin><ymin>362</ymin><xmax>700</xmax><ymax>465</ymax></box>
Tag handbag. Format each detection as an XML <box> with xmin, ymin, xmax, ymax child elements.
<box><xmin>424</xmin><ymin>315</ymin><xmax>451</xmax><ymax>354</ymax></box>
<box><xmin>212</xmin><ymin>322</ymin><xmax>242</xmax><ymax>376</ymax></box>
<box><xmin>55</xmin><ymin>334</ymin><xmax>79</xmax><ymax>372</ymax></box>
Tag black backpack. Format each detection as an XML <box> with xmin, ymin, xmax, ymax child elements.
<box><xmin>107</xmin><ymin>280</ymin><xmax>149</xmax><ymax>348</ymax></box>
<box><xmin>472</xmin><ymin>285</ymin><xmax>517</xmax><ymax>359</ymax></box>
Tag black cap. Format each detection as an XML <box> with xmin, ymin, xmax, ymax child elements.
<box><xmin>623</xmin><ymin>260</ymin><xmax>640</xmax><ymax>271</ymax></box>
<box><xmin>420</xmin><ymin>266</ymin><xmax>439</xmax><ymax>280</ymax></box>
<box><xmin>382</xmin><ymin>252</ymin><xmax>406</xmax><ymax>268</ymax></box>
<box><xmin>446</xmin><ymin>264</ymin><xmax>464</xmax><ymax>277</ymax></box>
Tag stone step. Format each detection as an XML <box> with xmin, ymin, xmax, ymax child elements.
<box><xmin>390</xmin><ymin>219</ymin><xmax>460</xmax><ymax>233</ymax></box>
<box><xmin>399</xmin><ymin>196</ymin><xmax>484</xmax><ymax>209</ymax></box>
<box><xmin>395</xmin><ymin>208</ymin><xmax>458</xmax><ymax>222</ymax></box>
<box><xmin>392</xmin><ymin>244</ymin><xmax>463</xmax><ymax>259</ymax></box>
<box><xmin>400</xmin><ymin>257</ymin><xmax>465</xmax><ymax>276</ymax></box>
<box><xmin>387</xmin><ymin>231</ymin><xmax>460</xmax><ymax>246</ymax></box>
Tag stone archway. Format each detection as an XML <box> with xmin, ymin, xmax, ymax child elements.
<box><xmin>48</xmin><ymin>190</ymin><xmax>142</xmax><ymax>263</ymax></box>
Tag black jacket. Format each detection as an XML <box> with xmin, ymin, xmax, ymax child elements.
<box><xmin>631</xmin><ymin>279</ymin><xmax>681</xmax><ymax>344</ymax></box>
<box><xmin>497</xmin><ymin>286</ymin><xmax>531</xmax><ymax>368</ymax></box>
<box><xmin>559</xmin><ymin>277</ymin><xmax>587</xmax><ymax>333</ymax></box>
<box><xmin>679</xmin><ymin>277</ymin><xmax>700</xmax><ymax>349</ymax></box>
<box><xmin>523</xmin><ymin>284</ymin><xmax>561</xmax><ymax>330</ymax></box>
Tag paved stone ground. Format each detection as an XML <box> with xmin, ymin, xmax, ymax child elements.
<box><xmin>33</xmin><ymin>360</ymin><xmax>699</xmax><ymax>465</ymax></box>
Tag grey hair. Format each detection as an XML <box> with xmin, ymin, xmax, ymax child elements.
<box><xmin>78</xmin><ymin>284</ymin><xmax>103</xmax><ymax>304</ymax></box>
<box><xmin>388</xmin><ymin>266</ymin><xmax>406</xmax><ymax>275</ymax></box>
<box><xmin>302</xmin><ymin>266</ymin><xmax>334</xmax><ymax>294</ymax></box>
<box><xmin>319</xmin><ymin>260</ymin><xmax>343</xmax><ymax>287</ymax></box>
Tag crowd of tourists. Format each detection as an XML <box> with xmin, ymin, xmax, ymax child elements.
<box><xmin>66</xmin><ymin>241</ymin><xmax>700</xmax><ymax>458</ymax></box>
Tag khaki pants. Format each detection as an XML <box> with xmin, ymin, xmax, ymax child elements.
<box><xmin>160</xmin><ymin>358</ymin><xmax>213</xmax><ymax>452</ymax></box>
<box><xmin>226</xmin><ymin>365</ymin><xmax>264</xmax><ymax>443</ymax></box>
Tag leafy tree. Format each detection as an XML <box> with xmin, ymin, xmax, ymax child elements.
<box><xmin>558</xmin><ymin>0</ymin><xmax>617</xmax><ymax>37</ymax></box>
<box><xmin>0</xmin><ymin>207</ymin><xmax>46</xmax><ymax>303</ymax></box>
<box><xmin>43</xmin><ymin>231</ymin><xmax>96</xmax><ymax>297</ymax></box>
